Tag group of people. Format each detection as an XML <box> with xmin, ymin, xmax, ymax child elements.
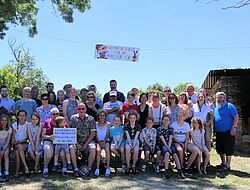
<box><xmin>0</xmin><ymin>80</ymin><xmax>238</xmax><ymax>182</ymax></box>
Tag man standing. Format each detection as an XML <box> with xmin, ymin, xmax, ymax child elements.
<box><xmin>103</xmin><ymin>91</ymin><xmax>123</xmax><ymax>124</ymax></box>
<box><xmin>14</xmin><ymin>87</ymin><xmax>37</xmax><ymax>122</ymax></box>
<box><xmin>214</xmin><ymin>92</ymin><xmax>238</xmax><ymax>172</ymax></box>
<box><xmin>0</xmin><ymin>85</ymin><xmax>15</xmax><ymax>116</ymax></box>
<box><xmin>46</xmin><ymin>82</ymin><xmax>54</xmax><ymax>93</ymax></box>
<box><xmin>31</xmin><ymin>85</ymin><xmax>42</xmax><ymax>107</ymax></box>
<box><xmin>186</xmin><ymin>84</ymin><xmax>197</xmax><ymax>104</ymax></box>
<box><xmin>103</xmin><ymin>80</ymin><xmax>125</xmax><ymax>103</ymax></box>
<box><xmin>69</xmin><ymin>103</ymin><xmax>96</xmax><ymax>177</ymax></box>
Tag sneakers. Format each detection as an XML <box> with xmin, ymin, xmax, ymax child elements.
<box><xmin>216</xmin><ymin>163</ymin><xmax>226</xmax><ymax>170</ymax></box>
<box><xmin>177</xmin><ymin>170</ymin><xmax>185</xmax><ymax>179</ymax></box>
<box><xmin>52</xmin><ymin>165</ymin><xmax>58</xmax><ymax>172</ymax></box>
<box><xmin>155</xmin><ymin>164</ymin><xmax>160</xmax><ymax>173</ymax></box>
<box><xmin>164</xmin><ymin>169</ymin><xmax>170</xmax><ymax>179</ymax></box>
<box><xmin>121</xmin><ymin>164</ymin><xmax>126</xmax><ymax>174</ymax></box>
<box><xmin>95</xmin><ymin>168</ymin><xmax>100</xmax><ymax>176</ymax></box>
<box><xmin>62</xmin><ymin>171</ymin><xmax>67</xmax><ymax>176</ymax></box>
<box><xmin>4</xmin><ymin>175</ymin><xmax>9</xmax><ymax>182</ymax></box>
<box><xmin>105</xmin><ymin>168</ymin><xmax>111</xmax><ymax>176</ymax></box>
<box><xmin>141</xmin><ymin>164</ymin><xmax>146</xmax><ymax>172</ymax></box>
<box><xmin>183</xmin><ymin>168</ymin><xmax>192</xmax><ymax>176</ymax></box>
<box><xmin>73</xmin><ymin>170</ymin><xmax>80</xmax><ymax>177</ymax></box>
<box><xmin>67</xmin><ymin>163</ymin><xmax>73</xmax><ymax>171</ymax></box>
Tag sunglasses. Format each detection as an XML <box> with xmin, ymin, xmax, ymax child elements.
<box><xmin>52</xmin><ymin>113</ymin><xmax>59</xmax><ymax>116</ymax></box>
<box><xmin>164</xmin><ymin>90</ymin><xmax>171</xmax><ymax>92</ymax></box>
<box><xmin>42</xmin><ymin>98</ymin><xmax>48</xmax><ymax>100</ymax></box>
<box><xmin>78</xmin><ymin>108</ymin><xmax>85</xmax><ymax>110</ymax></box>
<box><xmin>169</xmin><ymin>97</ymin><xmax>175</xmax><ymax>99</ymax></box>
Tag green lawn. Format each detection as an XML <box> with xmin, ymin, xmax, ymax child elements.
<box><xmin>1</xmin><ymin>149</ymin><xmax>250</xmax><ymax>190</ymax></box>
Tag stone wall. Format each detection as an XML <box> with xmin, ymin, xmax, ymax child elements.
<box><xmin>205</xmin><ymin>75</ymin><xmax>250</xmax><ymax>154</ymax></box>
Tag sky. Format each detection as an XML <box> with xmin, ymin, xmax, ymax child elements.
<box><xmin>0</xmin><ymin>0</ymin><xmax>250</xmax><ymax>95</ymax></box>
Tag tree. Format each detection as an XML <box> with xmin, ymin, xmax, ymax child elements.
<box><xmin>173</xmin><ymin>82</ymin><xmax>199</xmax><ymax>95</ymax></box>
<box><xmin>0</xmin><ymin>39</ymin><xmax>49</xmax><ymax>100</ymax></box>
<box><xmin>146</xmin><ymin>83</ymin><xmax>169</xmax><ymax>98</ymax></box>
<box><xmin>0</xmin><ymin>0</ymin><xmax>91</xmax><ymax>39</ymax></box>
<box><xmin>195</xmin><ymin>0</ymin><xmax>250</xmax><ymax>9</ymax></box>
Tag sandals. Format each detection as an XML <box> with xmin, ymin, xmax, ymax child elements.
<box><xmin>132</xmin><ymin>166</ymin><xmax>136</xmax><ymax>175</ymax></box>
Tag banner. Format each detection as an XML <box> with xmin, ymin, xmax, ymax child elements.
<box><xmin>53</xmin><ymin>128</ymin><xmax>77</xmax><ymax>144</ymax></box>
<box><xmin>94</xmin><ymin>44</ymin><xmax>140</xmax><ymax>62</ymax></box>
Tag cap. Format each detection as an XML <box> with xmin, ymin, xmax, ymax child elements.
<box><xmin>109</xmin><ymin>91</ymin><xmax>117</xmax><ymax>96</ymax></box>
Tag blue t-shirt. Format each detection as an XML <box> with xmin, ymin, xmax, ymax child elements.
<box><xmin>214</xmin><ymin>103</ymin><xmax>238</xmax><ymax>132</ymax></box>
<box><xmin>110</xmin><ymin>125</ymin><xmax>124</xmax><ymax>143</ymax></box>
<box><xmin>14</xmin><ymin>99</ymin><xmax>37</xmax><ymax>122</ymax></box>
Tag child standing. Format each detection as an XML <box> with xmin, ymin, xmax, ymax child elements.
<box><xmin>12</xmin><ymin>110</ymin><xmax>30</xmax><ymax>177</ymax></box>
<box><xmin>141</xmin><ymin>117</ymin><xmax>157</xmax><ymax>172</ymax></box>
<box><xmin>110</xmin><ymin>115</ymin><xmax>126</xmax><ymax>173</ymax></box>
<box><xmin>0</xmin><ymin>115</ymin><xmax>12</xmax><ymax>182</ymax></box>
<box><xmin>190</xmin><ymin>117</ymin><xmax>210</xmax><ymax>175</ymax></box>
<box><xmin>27</xmin><ymin>113</ymin><xmax>43</xmax><ymax>173</ymax></box>
<box><xmin>52</xmin><ymin>116</ymin><xmax>72</xmax><ymax>176</ymax></box>
<box><xmin>157</xmin><ymin>115</ymin><xmax>185</xmax><ymax>179</ymax></box>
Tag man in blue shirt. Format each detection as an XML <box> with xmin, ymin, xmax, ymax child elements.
<box><xmin>214</xmin><ymin>92</ymin><xmax>238</xmax><ymax>172</ymax></box>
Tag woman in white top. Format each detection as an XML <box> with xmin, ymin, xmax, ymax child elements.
<box><xmin>148</xmin><ymin>92</ymin><xmax>166</xmax><ymax>128</ymax></box>
<box><xmin>12</xmin><ymin>110</ymin><xmax>30</xmax><ymax>177</ymax></box>
<box><xmin>95</xmin><ymin>109</ymin><xmax>111</xmax><ymax>176</ymax></box>
<box><xmin>191</xmin><ymin>92</ymin><xmax>214</xmax><ymax>151</ymax></box>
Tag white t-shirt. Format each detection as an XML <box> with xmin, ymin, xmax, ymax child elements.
<box><xmin>103</xmin><ymin>101</ymin><xmax>123</xmax><ymax>124</ymax></box>
<box><xmin>12</xmin><ymin>122</ymin><xmax>28</xmax><ymax>142</ymax></box>
<box><xmin>171</xmin><ymin>121</ymin><xmax>190</xmax><ymax>143</ymax></box>
<box><xmin>0</xmin><ymin>128</ymin><xmax>12</xmax><ymax>142</ymax></box>
<box><xmin>149</xmin><ymin>104</ymin><xmax>166</xmax><ymax>125</ymax></box>
<box><xmin>96</xmin><ymin>122</ymin><xmax>108</xmax><ymax>141</ymax></box>
<box><xmin>192</xmin><ymin>103</ymin><xmax>212</xmax><ymax>123</ymax></box>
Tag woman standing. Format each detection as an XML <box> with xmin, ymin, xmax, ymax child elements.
<box><xmin>36</xmin><ymin>93</ymin><xmax>56</xmax><ymax>125</ymax></box>
<box><xmin>138</xmin><ymin>93</ymin><xmax>149</xmax><ymax>128</ymax></box>
<box><xmin>166</xmin><ymin>93</ymin><xmax>182</xmax><ymax>123</ymax></box>
<box><xmin>148</xmin><ymin>93</ymin><xmax>166</xmax><ymax>128</ymax></box>
<box><xmin>63</xmin><ymin>87</ymin><xmax>81</xmax><ymax>125</ymax></box>
<box><xmin>191</xmin><ymin>92</ymin><xmax>213</xmax><ymax>151</ymax></box>
<box><xmin>86</xmin><ymin>91</ymin><xmax>100</xmax><ymax>121</ymax></box>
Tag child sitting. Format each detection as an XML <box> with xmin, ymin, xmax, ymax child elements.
<box><xmin>52</xmin><ymin>116</ymin><xmax>72</xmax><ymax>175</ymax></box>
<box><xmin>190</xmin><ymin>117</ymin><xmax>210</xmax><ymax>175</ymax></box>
<box><xmin>110</xmin><ymin>115</ymin><xmax>126</xmax><ymax>173</ymax></box>
<box><xmin>0</xmin><ymin>115</ymin><xmax>12</xmax><ymax>182</ymax></box>
<box><xmin>141</xmin><ymin>117</ymin><xmax>157</xmax><ymax>172</ymax></box>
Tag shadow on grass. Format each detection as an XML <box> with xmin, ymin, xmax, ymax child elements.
<box><xmin>1</xmin><ymin>165</ymin><xmax>248</xmax><ymax>190</ymax></box>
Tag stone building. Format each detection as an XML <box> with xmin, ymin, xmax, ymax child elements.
<box><xmin>202</xmin><ymin>68</ymin><xmax>250</xmax><ymax>154</ymax></box>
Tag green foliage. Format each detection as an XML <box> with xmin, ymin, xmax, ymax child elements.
<box><xmin>0</xmin><ymin>41</ymin><xmax>49</xmax><ymax>100</ymax></box>
<box><xmin>145</xmin><ymin>83</ymin><xmax>169</xmax><ymax>98</ymax></box>
<box><xmin>0</xmin><ymin>0</ymin><xmax>91</xmax><ymax>39</ymax></box>
<box><xmin>173</xmin><ymin>82</ymin><xmax>198</xmax><ymax>95</ymax></box>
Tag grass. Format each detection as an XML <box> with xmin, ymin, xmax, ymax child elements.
<box><xmin>0</xmin><ymin>149</ymin><xmax>249</xmax><ymax>190</ymax></box>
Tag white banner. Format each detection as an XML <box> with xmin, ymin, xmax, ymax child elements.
<box><xmin>53</xmin><ymin>128</ymin><xmax>77</xmax><ymax>144</ymax></box>
<box><xmin>95</xmin><ymin>44</ymin><xmax>140</xmax><ymax>62</ymax></box>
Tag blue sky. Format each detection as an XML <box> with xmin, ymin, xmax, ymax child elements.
<box><xmin>0</xmin><ymin>0</ymin><xmax>249</xmax><ymax>95</ymax></box>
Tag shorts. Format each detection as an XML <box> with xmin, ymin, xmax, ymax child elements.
<box><xmin>126</xmin><ymin>139</ymin><xmax>139</xmax><ymax>149</ymax></box>
<box><xmin>54</xmin><ymin>144</ymin><xmax>69</xmax><ymax>155</ymax></box>
<box><xmin>143</xmin><ymin>143</ymin><xmax>160</xmax><ymax>154</ymax></box>
<box><xmin>161</xmin><ymin>144</ymin><xmax>177</xmax><ymax>155</ymax></box>
<box><xmin>28</xmin><ymin>143</ymin><xmax>43</xmax><ymax>155</ymax></box>
<box><xmin>71</xmin><ymin>141</ymin><xmax>96</xmax><ymax>152</ymax></box>
<box><xmin>0</xmin><ymin>141</ymin><xmax>8</xmax><ymax>150</ymax></box>
<box><xmin>216</xmin><ymin>130</ymin><xmax>235</xmax><ymax>156</ymax></box>
<box><xmin>110</xmin><ymin>141</ymin><xmax>125</xmax><ymax>150</ymax></box>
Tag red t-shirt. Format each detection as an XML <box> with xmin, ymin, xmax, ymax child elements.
<box><xmin>43</xmin><ymin>119</ymin><xmax>57</xmax><ymax>136</ymax></box>
<box><xmin>122</xmin><ymin>103</ymin><xmax>139</xmax><ymax>124</ymax></box>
